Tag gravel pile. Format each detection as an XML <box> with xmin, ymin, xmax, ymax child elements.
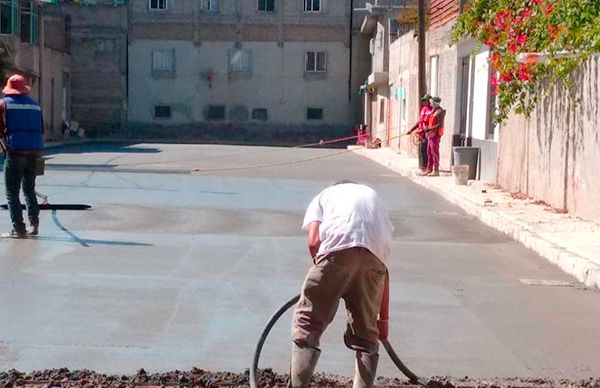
<box><xmin>0</xmin><ymin>369</ymin><xmax>598</xmax><ymax>388</ymax></box>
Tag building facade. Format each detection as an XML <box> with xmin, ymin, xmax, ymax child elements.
<box><xmin>126</xmin><ymin>0</ymin><xmax>360</xmax><ymax>141</ymax></box>
<box><xmin>0</xmin><ymin>0</ymin><xmax>71</xmax><ymax>139</ymax></box>
<box><xmin>60</xmin><ymin>0</ymin><xmax>128</xmax><ymax>135</ymax></box>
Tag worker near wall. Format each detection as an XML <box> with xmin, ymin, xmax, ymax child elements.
<box><xmin>289</xmin><ymin>181</ymin><xmax>394</xmax><ymax>388</ymax></box>
<box><xmin>0</xmin><ymin>74</ymin><xmax>44</xmax><ymax>238</ymax></box>
<box><xmin>424</xmin><ymin>96</ymin><xmax>445</xmax><ymax>177</ymax></box>
<box><xmin>406</xmin><ymin>94</ymin><xmax>433</xmax><ymax>175</ymax></box>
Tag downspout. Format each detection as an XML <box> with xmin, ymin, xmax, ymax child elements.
<box><xmin>348</xmin><ymin>0</ymin><xmax>353</xmax><ymax>103</ymax></box>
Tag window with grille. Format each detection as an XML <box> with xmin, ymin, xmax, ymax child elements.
<box><xmin>200</xmin><ymin>0</ymin><xmax>219</xmax><ymax>13</ymax></box>
<box><xmin>149</xmin><ymin>0</ymin><xmax>167</xmax><ymax>11</ymax></box>
<box><xmin>0</xmin><ymin>0</ymin><xmax>17</xmax><ymax>35</ymax></box>
<box><xmin>207</xmin><ymin>105</ymin><xmax>226</xmax><ymax>120</ymax></box>
<box><xmin>154</xmin><ymin>105</ymin><xmax>172</xmax><ymax>119</ymax></box>
<box><xmin>257</xmin><ymin>0</ymin><xmax>274</xmax><ymax>12</ymax></box>
<box><xmin>304</xmin><ymin>0</ymin><xmax>321</xmax><ymax>12</ymax></box>
<box><xmin>20</xmin><ymin>1</ymin><xmax>37</xmax><ymax>43</ymax></box>
<box><xmin>305</xmin><ymin>51</ymin><xmax>326</xmax><ymax>73</ymax></box>
<box><xmin>229</xmin><ymin>49</ymin><xmax>253</xmax><ymax>75</ymax></box>
<box><xmin>152</xmin><ymin>49</ymin><xmax>175</xmax><ymax>77</ymax></box>
<box><xmin>252</xmin><ymin>108</ymin><xmax>268</xmax><ymax>121</ymax></box>
<box><xmin>306</xmin><ymin>108</ymin><xmax>323</xmax><ymax>120</ymax></box>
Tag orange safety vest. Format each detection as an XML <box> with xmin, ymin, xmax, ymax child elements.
<box><xmin>428</xmin><ymin>109</ymin><xmax>444</xmax><ymax>137</ymax></box>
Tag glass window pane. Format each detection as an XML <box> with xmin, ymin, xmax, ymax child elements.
<box><xmin>306</xmin><ymin>52</ymin><xmax>315</xmax><ymax>72</ymax></box>
<box><xmin>316</xmin><ymin>52</ymin><xmax>326</xmax><ymax>71</ymax></box>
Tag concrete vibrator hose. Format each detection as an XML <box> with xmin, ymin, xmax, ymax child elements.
<box><xmin>250</xmin><ymin>294</ymin><xmax>440</xmax><ymax>388</ymax></box>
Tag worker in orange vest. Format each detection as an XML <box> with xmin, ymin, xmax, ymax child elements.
<box><xmin>424</xmin><ymin>96</ymin><xmax>445</xmax><ymax>176</ymax></box>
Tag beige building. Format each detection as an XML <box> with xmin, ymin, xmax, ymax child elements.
<box><xmin>126</xmin><ymin>0</ymin><xmax>365</xmax><ymax>141</ymax></box>
<box><xmin>0</xmin><ymin>0</ymin><xmax>71</xmax><ymax>139</ymax></box>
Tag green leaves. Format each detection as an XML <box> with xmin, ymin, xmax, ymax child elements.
<box><xmin>452</xmin><ymin>0</ymin><xmax>599</xmax><ymax>124</ymax></box>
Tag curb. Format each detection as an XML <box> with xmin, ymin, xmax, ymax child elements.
<box><xmin>351</xmin><ymin>147</ymin><xmax>600</xmax><ymax>290</ymax></box>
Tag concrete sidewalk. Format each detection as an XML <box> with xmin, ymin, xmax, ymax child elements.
<box><xmin>350</xmin><ymin>146</ymin><xmax>600</xmax><ymax>290</ymax></box>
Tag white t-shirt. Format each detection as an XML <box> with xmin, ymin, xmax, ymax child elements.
<box><xmin>302</xmin><ymin>183</ymin><xmax>394</xmax><ymax>264</ymax></box>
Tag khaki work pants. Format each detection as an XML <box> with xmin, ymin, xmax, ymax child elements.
<box><xmin>291</xmin><ymin>247</ymin><xmax>387</xmax><ymax>354</ymax></box>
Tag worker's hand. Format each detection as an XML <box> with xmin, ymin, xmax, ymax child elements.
<box><xmin>377</xmin><ymin>318</ymin><xmax>389</xmax><ymax>340</ymax></box>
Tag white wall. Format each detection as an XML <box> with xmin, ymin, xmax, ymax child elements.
<box><xmin>470</xmin><ymin>50</ymin><xmax>490</xmax><ymax>141</ymax></box>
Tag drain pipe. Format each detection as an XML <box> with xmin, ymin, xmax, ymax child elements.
<box><xmin>250</xmin><ymin>294</ymin><xmax>442</xmax><ymax>388</ymax></box>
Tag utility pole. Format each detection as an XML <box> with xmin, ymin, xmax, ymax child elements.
<box><xmin>417</xmin><ymin>0</ymin><xmax>426</xmax><ymax>101</ymax></box>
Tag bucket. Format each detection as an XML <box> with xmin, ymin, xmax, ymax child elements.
<box><xmin>452</xmin><ymin>165</ymin><xmax>469</xmax><ymax>185</ymax></box>
<box><xmin>453</xmin><ymin>147</ymin><xmax>479</xmax><ymax>180</ymax></box>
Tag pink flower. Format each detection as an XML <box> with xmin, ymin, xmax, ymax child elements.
<box><xmin>519</xmin><ymin>8</ymin><xmax>532</xmax><ymax>19</ymax></box>
<box><xmin>516</xmin><ymin>34</ymin><xmax>527</xmax><ymax>45</ymax></box>
<box><xmin>519</xmin><ymin>70</ymin><xmax>530</xmax><ymax>81</ymax></box>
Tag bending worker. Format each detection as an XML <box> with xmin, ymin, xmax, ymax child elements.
<box><xmin>289</xmin><ymin>180</ymin><xmax>394</xmax><ymax>388</ymax></box>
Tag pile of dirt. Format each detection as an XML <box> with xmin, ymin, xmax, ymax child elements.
<box><xmin>0</xmin><ymin>369</ymin><xmax>598</xmax><ymax>388</ymax></box>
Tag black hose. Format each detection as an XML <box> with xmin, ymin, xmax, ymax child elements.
<box><xmin>250</xmin><ymin>294</ymin><xmax>432</xmax><ymax>388</ymax></box>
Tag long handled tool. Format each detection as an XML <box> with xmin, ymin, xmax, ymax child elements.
<box><xmin>250</xmin><ymin>294</ymin><xmax>446</xmax><ymax>388</ymax></box>
<box><xmin>1</xmin><ymin>190</ymin><xmax>91</xmax><ymax>211</ymax></box>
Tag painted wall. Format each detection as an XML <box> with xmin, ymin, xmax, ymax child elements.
<box><xmin>128</xmin><ymin>40</ymin><xmax>350</xmax><ymax>128</ymax></box>
<box><xmin>498</xmin><ymin>55</ymin><xmax>600</xmax><ymax>223</ymax></box>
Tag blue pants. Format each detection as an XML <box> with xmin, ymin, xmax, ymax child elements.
<box><xmin>4</xmin><ymin>152</ymin><xmax>39</xmax><ymax>232</ymax></box>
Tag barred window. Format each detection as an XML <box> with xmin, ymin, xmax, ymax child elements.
<box><xmin>200</xmin><ymin>0</ymin><xmax>219</xmax><ymax>13</ymax></box>
<box><xmin>229</xmin><ymin>49</ymin><xmax>253</xmax><ymax>75</ymax></box>
<box><xmin>304</xmin><ymin>0</ymin><xmax>320</xmax><ymax>12</ymax></box>
<box><xmin>0</xmin><ymin>0</ymin><xmax>17</xmax><ymax>35</ymax></box>
<box><xmin>149</xmin><ymin>0</ymin><xmax>167</xmax><ymax>11</ymax></box>
<box><xmin>305</xmin><ymin>51</ymin><xmax>326</xmax><ymax>73</ymax></box>
<box><xmin>152</xmin><ymin>49</ymin><xmax>175</xmax><ymax>73</ymax></box>
<box><xmin>257</xmin><ymin>0</ymin><xmax>274</xmax><ymax>12</ymax></box>
<box><xmin>20</xmin><ymin>0</ymin><xmax>37</xmax><ymax>43</ymax></box>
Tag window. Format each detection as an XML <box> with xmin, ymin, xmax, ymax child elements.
<box><xmin>257</xmin><ymin>0</ymin><xmax>274</xmax><ymax>12</ymax></box>
<box><xmin>152</xmin><ymin>49</ymin><xmax>175</xmax><ymax>76</ymax></box>
<box><xmin>207</xmin><ymin>105</ymin><xmax>226</xmax><ymax>120</ymax></box>
<box><xmin>252</xmin><ymin>108</ymin><xmax>268</xmax><ymax>121</ymax></box>
<box><xmin>306</xmin><ymin>108</ymin><xmax>323</xmax><ymax>120</ymax></box>
<box><xmin>379</xmin><ymin>99</ymin><xmax>385</xmax><ymax>124</ymax></box>
<box><xmin>149</xmin><ymin>0</ymin><xmax>167</xmax><ymax>11</ymax></box>
<box><xmin>154</xmin><ymin>105</ymin><xmax>172</xmax><ymax>119</ymax></box>
<box><xmin>0</xmin><ymin>0</ymin><xmax>17</xmax><ymax>35</ymax></box>
<box><xmin>305</xmin><ymin>51</ymin><xmax>326</xmax><ymax>73</ymax></box>
<box><xmin>229</xmin><ymin>49</ymin><xmax>252</xmax><ymax>75</ymax></box>
<box><xmin>429</xmin><ymin>55</ymin><xmax>439</xmax><ymax>97</ymax></box>
<box><xmin>304</xmin><ymin>0</ymin><xmax>321</xmax><ymax>12</ymax></box>
<box><xmin>200</xmin><ymin>0</ymin><xmax>219</xmax><ymax>12</ymax></box>
<box><xmin>20</xmin><ymin>1</ymin><xmax>37</xmax><ymax>43</ymax></box>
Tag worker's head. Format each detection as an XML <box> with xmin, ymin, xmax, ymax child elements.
<box><xmin>3</xmin><ymin>74</ymin><xmax>31</xmax><ymax>96</ymax></box>
<box><xmin>420</xmin><ymin>94</ymin><xmax>431</xmax><ymax>107</ymax></box>
<box><xmin>431</xmin><ymin>96</ymin><xmax>441</xmax><ymax>108</ymax></box>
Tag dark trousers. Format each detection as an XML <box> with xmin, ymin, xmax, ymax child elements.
<box><xmin>418</xmin><ymin>138</ymin><xmax>428</xmax><ymax>169</ymax></box>
<box><xmin>4</xmin><ymin>152</ymin><xmax>39</xmax><ymax>232</ymax></box>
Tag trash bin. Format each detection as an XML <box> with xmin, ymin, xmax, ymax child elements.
<box><xmin>453</xmin><ymin>147</ymin><xmax>479</xmax><ymax>180</ymax></box>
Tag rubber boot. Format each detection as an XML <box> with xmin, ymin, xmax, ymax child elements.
<box><xmin>288</xmin><ymin>343</ymin><xmax>321</xmax><ymax>388</ymax></box>
<box><xmin>352</xmin><ymin>351</ymin><xmax>379</xmax><ymax>388</ymax></box>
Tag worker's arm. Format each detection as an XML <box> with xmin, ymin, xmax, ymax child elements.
<box><xmin>425</xmin><ymin>109</ymin><xmax>446</xmax><ymax>134</ymax></box>
<box><xmin>0</xmin><ymin>100</ymin><xmax>6</xmax><ymax>154</ymax></box>
<box><xmin>407</xmin><ymin>122</ymin><xmax>419</xmax><ymax>134</ymax></box>
<box><xmin>306</xmin><ymin>221</ymin><xmax>321</xmax><ymax>259</ymax></box>
<box><xmin>377</xmin><ymin>271</ymin><xmax>390</xmax><ymax>340</ymax></box>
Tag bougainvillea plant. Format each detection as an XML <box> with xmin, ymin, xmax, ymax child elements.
<box><xmin>452</xmin><ymin>0</ymin><xmax>600</xmax><ymax>123</ymax></box>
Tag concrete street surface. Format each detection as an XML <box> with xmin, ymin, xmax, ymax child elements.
<box><xmin>0</xmin><ymin>142</ymin><xmax>599</xmax><ymax>380</ymax></box>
